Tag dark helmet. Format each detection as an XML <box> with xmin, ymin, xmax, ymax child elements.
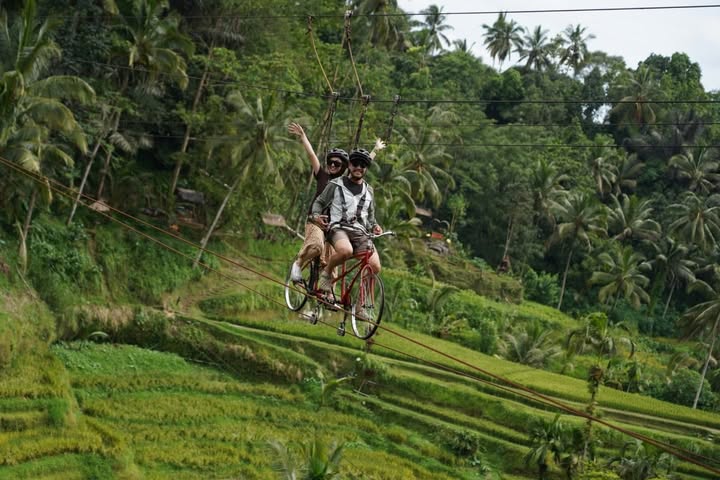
<box><xmin>326</xmin><ymin>147</ymin><xmax>349</xmax><ymax>165</ymax></box>
<box><xmin>349</xmin><ymin>148</ymin><xmax>372</xmax><ymax>166</ymax></box>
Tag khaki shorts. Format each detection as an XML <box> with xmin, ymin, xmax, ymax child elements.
<box><xmin>329</xmin><ymin>227</ymin><xmax>374</xmax><ymax>253</ymax></box>
<box><xmin>297</xmin><ymin>222</ymin><xmax>333</xmax><ymax>267</ymax></box>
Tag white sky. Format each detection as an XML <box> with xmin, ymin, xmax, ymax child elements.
<box><xmin>397</xmin><ymin>0</ymin><xmax>720</xmax><ymax>92</ymax></box>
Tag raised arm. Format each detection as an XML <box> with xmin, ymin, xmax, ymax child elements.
<box><xmin>369</xmin><ymin>138</ymin><xmax>386</xmax><ymax>160</ymax></box>
<box><xmin>288</xmin><ymin>122</ymin><xmax>321</xmax><ymax>175</ymax></box>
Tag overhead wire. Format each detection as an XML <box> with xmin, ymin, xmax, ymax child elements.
<box><xmin>118</xmin><ymin>131</ymin><xmax>720</xmax><ymax>150</ymax></box>
<box><xmin>2</xmin><ymin>153</ymin><xmax>720</xmax><ymax>474</ymax></box>
<box><xmin>64</xmin><ymin>57</ymin><xmax>720</xmax><ymax>106</ymax></box>
<box><xmin>12</xmin><ymin>6</ymin><xmax>720</xmax><ymax>469</ymax></box>
<box><xmin>48</xmin><ymin>4</ymin><xmax>720</xmax><ymax>20</ymax></box>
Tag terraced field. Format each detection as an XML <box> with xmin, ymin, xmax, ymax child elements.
<box><xmin>2</xmin><ymin>258</ymin><xmax>719</xmax><ymax>479</ymax></box>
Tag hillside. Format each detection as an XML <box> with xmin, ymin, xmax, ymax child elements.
<box><xmin>2</xmin><ymin>0</ymin><xmax>720</xmax><ymax>478</ymax></box>
<box><xmin>1</xmin><ymin>230</ymin><xmax>719</xmax><ymax>479</ymax></box>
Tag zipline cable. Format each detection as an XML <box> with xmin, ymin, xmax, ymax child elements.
<box><xmin>384</xmin><ymin>95</ymin><xmax>401</xmax><ymax>143</ymax></box>
<box><xmin>2</xmin><ymin>155</ymin><xmax>719</xmax><ymax>473</ymax></box>
<box><xmin>343</xmin><ymin>11</ymin><xmax>364</xmax><ymax>99</ymax></box>
<box><xmin>307</xmin><ymin>15</ymin><xmax>334</xmax><ymax>95</ymax></box>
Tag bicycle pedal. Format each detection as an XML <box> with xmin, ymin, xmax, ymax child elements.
<box><xmin>337</xmin><ymin>323</ymin><xmax>346</xmax><ymax>336</ymax></box>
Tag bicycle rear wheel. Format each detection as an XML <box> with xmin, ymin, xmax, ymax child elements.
<box><xmin>284</xmin><ymin>260</ymin><xmax>310</xmax><ymax>311</ymax></box>
<box><xmin>348</xmin><ymin>266</ymin><xmax>384</xmax><ymax>340</ymax></box>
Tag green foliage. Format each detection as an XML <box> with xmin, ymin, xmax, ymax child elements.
<box><xmin>198</xmin><ymin>286</ymin><xmax>278</xmax><ymax>316</ymax></box>
<box><xmin>446</xmin><ymin>429</ymin><xmax>482</xmax><ymax>457</ymax></box>
<box><xmin>578</xmin><ymin>463</ymin><xmax>622</xmax><ymax>480</ymax></box>
<box><xmin>656</xmin><ymin>368</ymin><xmax>716</xmax><ymax>409</ymax></box>
<box><xmin>26</xmin><ymin>217</ymin><xmax>102</xmax><ymax>311</ymax></box>
<box><xmin>522</xmin><ymin>267</ymin><xmax>561</xmax><ymax>307</ymax></box>
<box><xmin>94</xmin><ymin>226</ymin><xmax>205</xmax><ymax>304</ymax></box>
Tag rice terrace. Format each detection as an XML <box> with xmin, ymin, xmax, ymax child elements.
<box><xmin>2</xmin><ymin>0</ymin><xmax>720</xmax><ymax>479</ymax></box>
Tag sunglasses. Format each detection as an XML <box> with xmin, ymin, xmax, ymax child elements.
<box><xmin>349</xmin><ymin>160</ymin><xmax>369</xmax><ymax>169</ymax></box>
<box><xmin>327</xmin><ymin>160</ymin><xmax>344</xmax><ymax>168</ymax></box>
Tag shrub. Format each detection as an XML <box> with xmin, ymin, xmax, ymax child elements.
<box><xmin>446</xmin><ymin>429</ymin><xmax>482</xmax><ymax>457</ymax></box>
<box><xmin>522</xmin><ymin>267</ymin><xmax>560</xmax><ymax>307</ymax></box>
<box><xmin>657</xmin><ymin>368</ymin><xmax>716</xmax><ymax>409</ymax></box>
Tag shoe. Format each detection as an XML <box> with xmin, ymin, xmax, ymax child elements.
<box><xmin>318</xmin><ymin>271</ymin><xmax>333</xmax><ymax>292</ymax></box>
<box><xmin>290</xmin><ymin>261</ymin><xmax>303</xmax><ymax>282</ymax></box>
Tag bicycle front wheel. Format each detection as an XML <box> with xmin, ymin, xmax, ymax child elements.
<box><xmin>284</xmin><ymin>261</ymin><xmax>308</xmax><ymax>311</ymax></box>
<box><xmin>349</xmin><ymin>266</ymin><xmax>384</xmax><ymax>340</ymax></box>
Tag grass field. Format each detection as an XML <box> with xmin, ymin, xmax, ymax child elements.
<box><xmin>2</xmin><ymin>235</ymin><xmax>719</xmax><ymax>479</ymax></box>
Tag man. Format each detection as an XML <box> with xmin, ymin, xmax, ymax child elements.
<box><xmin>289</xmin><ymin>123</ymin><xmax>385</xmax><ymax>282</ymax></box>
<box><xmin>311</xmin><ymin>148</ymin><xmax>383</xmax><ymax>292</ymax></box>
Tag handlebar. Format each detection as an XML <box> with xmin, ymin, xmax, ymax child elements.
<box><xmin>370</xmin><ymin>231</ymin><xmax>395</xmax><ymax>240</ymax></box>
<box><xmin>341</xmin><ymin>223</ymin><xmax>395</xmax><ymax>240</ymax></box>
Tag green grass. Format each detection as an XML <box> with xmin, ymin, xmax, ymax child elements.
<box><xmin>18</xmin><ymin>343</ymin><xmax>486</xmax><ymax>479</ymax></box>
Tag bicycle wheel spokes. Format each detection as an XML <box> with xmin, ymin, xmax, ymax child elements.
<box><xmin>284</xmin><ymin>261</ymin><xmax>309</xmax><ymax>311</ymax></box>
<box><xmin>350</xmin><ymin>266</ymin><xmax>384</xmax><ymax>340</ymax></box>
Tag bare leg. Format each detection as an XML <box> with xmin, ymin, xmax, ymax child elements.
<box><xmin>368</xmin><ymin>250</ymin><xmax>381</xmax><ymax>274</ymax></box>
<box><xmin>325</xmin><ymin>237</ymin><xmax>353</xmax><ymax>276</ymax></box>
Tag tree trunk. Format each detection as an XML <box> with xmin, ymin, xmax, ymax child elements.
<box><xmin>94</xmin><ymin>111</ymin><xmax>121</xmax><ymax>200</ymax></box>
<box><xmin>610</xmin><ymin>290</ymin><xmax>621</xmax><ymax>313</ymax></box>
<box><xmin>193</xmin><ymin>174</ymin><xmax>241</xmax><ymax>268</ymax></box>
<box><xmin>501</xmin><ymin>212</ymin><xmax>515</xmax><ymax>260</ymax></box>
<box><xmin>96</xmin><ymin>146</ymin><xmax>113</xmax><ymax>200</ymax></box>
<box><xmin>693</xmin><ymin>318</ymin><xmax>719</xmax><ymax>409</ymax></box>
<box><xmin>67</xmin><ymin>137</ymin><xmax>104</xmax><ymax>225</ymax></box>
<box><xmin>557</xmin><ymin>247</ymin><xmax>574</xmax><ymax>310</ymax></box>
<box><xmin>22</xmin><ymin>189</ymin><xmax>37</xmax><ymax>242</ymax></box>
<box><xmin>662</xmin><ymin>279</ymin><xmax>676</xmax><ymax>320</ymax></box>
<box><xmin>17</xmin><ymin>189</ymin><xmax>36</xmax><ymax>274</ymax></box>
<box><xmin>169</xmin><ymin>46</ymin><xmax>214</xmax><ymax>202</ymax></box>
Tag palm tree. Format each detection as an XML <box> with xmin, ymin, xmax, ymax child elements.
<box><xmin>419</xmin><ymin>5</ymin><xmax>453</xmax><ymax>55</ymax></box>
<box><xmin>396</xmin><ymin>107</ymin><xmax>456</xmax><ymax>208</ymax></box>
<box><xmin>498</xmin><ymin>321</ymin><xmax>562</xmax><ymax>368</ymax></box>
<box><xmin>611</xmin><ymin>151</ymin><xmax>644</xmax><ymax>196</ymax></box>
<box><xmin>557</xmin><ymin>24</ymin><xmax>595</xmax><ymax>76</ymax></box>
<box><xmin>530</xmin><ymin>158</ymin><xmax>568</xmax><ymax>229</ymax></box>
<box><xmin>607</xmin><ymin>195</ymin><xmax>661</xmax><ymax>243</ymax></box>
<box><xmin>112</xmin><ymin>0</ymin><xmax>194</xmax><ymax>91</ymax></box>
<box><xmin>482</xmin><ymin>12</ymin><xmax>524</xmax><ymax>70</ymax></box>
<box><xmin>609</xmin><ymin>440</ymin><xmax>676</xmax><ymax>480</ymax></box>
<box><xmin>611</xmin><ymin>65</ymin><xmax>658</xmax><ymax>127</ymax></box>
<box><xmin>0</xmin><ymin>0</ymin><xmax>94</xmax><ymax>234</ymax></box>
<box><xmin>548</xmin><ymin>191</ymin><xmax>607</xmax><ymax>310</ymax></box>
<box><xmin>680</xmin><ymin>283</ymin><xmax>720</xmax><ymax>409</ymax></box>
<box><xmin>168</xmin><ymin>1</ymin><xmax>246</xmax><ymax>204</ymax></box>
<box><xmin>568</xmin><ymin>312</ymin><xmax>636</xmax><ymax>360</ymax></box>
<box><xmin>588</xmin><ymin>152</ymin><xmax>617</xmax><ymax>198</ymax></box>
<box><xmin>352</xmin><ymin>0</ymin><xmax>407</xmax><ymax>51</ymax></box>
<box><xmin>589</xmin><ymin>245</ymin><xmax>651</xmax><ymax>312</ymax></box>
<box><xmin>525</xmin><ymin>414</ymin><xmax>568</xmax><ymax>480</ymax></box>
<box><xmin>69</xmin><ymin>0</ymin><xmax>193</xmax><ymax>221</ymax></box>
<box><xmin>452</xmin><ymin>38</ymin><xmax>475</xmax><ymax>54</ymax></box>
<box><xmin>517</xmin><ymin>26</ymin><xmax>555</xmax><ymax>71</ymax></box>
<box><xmin>194</xmin><ymin>94</ymin><xmax>286</xmax><ymax>267</ymax></box>
<box><xmin>669</xmin><ymin>148</ymin><xmax>720</xmax><ymax>194</ymax></box>
<box><xmin>668</xmin><ymin>192</ymin><xmax>720</xmax><ymax>252</ymax></box>
<box><xmin>268</xmin><ymin>436</ymin><xmax>345</xmax><ymax>479</ymax></box>
<box><xmin>647</xmin><ymin>238</ymin><xmax>697</xmax><ymax>322</ymax></box>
